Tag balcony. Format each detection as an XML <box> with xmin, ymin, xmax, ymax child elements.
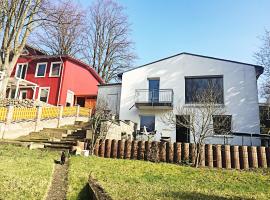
<box><xmin>135</xmin><ymin>89</ymin><xmax>174</xmax><ymax>109</ymax></box>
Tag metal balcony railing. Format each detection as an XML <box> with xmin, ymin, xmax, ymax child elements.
<box><xmin>135</xmin><ymin>89</ymin><xmax>174</xmax><ymax>106</ymax></box>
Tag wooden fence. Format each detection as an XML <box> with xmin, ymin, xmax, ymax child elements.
<box><xmin>0</xmin><ymin>105</ymin><xmax>92</xmax><ymax>122</ymax></box>
<box><xmin>91</xmin><ymin>139</ymin><xmax>270</xmax><ymax>170</ymax></box>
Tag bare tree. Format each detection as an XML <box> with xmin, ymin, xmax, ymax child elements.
<box><xmin>88</xmin><ymin>98</ymin><xmax>113</xmax><ymax>155</ymax></box>
<box><xmin>0</xmin><ymin>0</ymin><xmax>48</xmax><ymax>96</ymax></box>
<box><xmin>30</xmin><ymin>0</ymin><xmax>86</xmax><ymax>56</ymax></box>
<box><xmin>83</xmin><ymin>0</ymin><xmax>136</xmax><ymax>82</ymax></box>
<box><xmin>160</xmin><ymin>84</ymin><xmax>230</xmax><ymax>167</ymax></box>
<box><xmin>255</xmin><ymin>29</ymin><xmax>270</xmax><ymax>102</ymax></box>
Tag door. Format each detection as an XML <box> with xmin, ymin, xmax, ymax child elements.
<box><xmin>107</xmin><ymin>94</ymin><xmax>119</xmax><ymax>115</ymax></box>
<box><xmin>66</xmin><ymin>90</ymin><xmax>74</xmax><ymax>106</ymax></box>
<box><xmin>85</xmin><ymin>98</ymin><xmax>96</xmax><ymax>109</ymax></box>
<box><xmin>19</xmin><ymin>90</ymin><xmax>27</xmax><ymax>99</ymax></box>
<box><xmin>148</xmin><ymin>79</ymin><xmax>160</xmax><ymax>103</ymax></box>
<box><xmin>176</xmin><ymin>115</ymin><xmax>190</xmax><ymax>143</ymax></box>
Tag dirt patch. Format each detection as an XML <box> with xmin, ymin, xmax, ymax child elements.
<box><xmin>45</xmin><ymin>160</ymin><xmax>69</xmax><ymax>200</ymax></box>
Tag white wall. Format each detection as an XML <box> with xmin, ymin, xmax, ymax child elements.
<box><xmin>119</xmin><ymin>54</ymin><xmax>261</xmax><ymax>145</ymax></box>
<box><xmin>97</xmin><ymin>84</ymin><xmax>122</xmax><ymax>116</ymax></box>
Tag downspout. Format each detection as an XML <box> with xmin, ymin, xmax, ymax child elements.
<box><xmin>57</xmin><ymin>56</ymin><xmax>65</xmax><ymax>106</ymax></box>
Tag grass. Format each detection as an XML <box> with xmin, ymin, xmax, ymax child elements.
<box><xmin>0</xmin><ymin>144</ymin><xmax>58</xmax><ymax>200</ymax></box>
<box><xmin>68</xmin><ymin>156</ymin><xmax>270</xmax><ymax>200</ymax></box>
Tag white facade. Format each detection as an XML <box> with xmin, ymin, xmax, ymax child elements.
<box><xmin>97</xmin><ymin>83</ymin><xmax>122</xmax><ymax>116</ymax></box>
<box><xmin>119</xmin><ymin>53</ymin><xmax>263</xmax><ymax>146</ymax></box>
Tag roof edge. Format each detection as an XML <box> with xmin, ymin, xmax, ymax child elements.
<box><xmin>118</xmin><ymin>52</ymin><xmax>264</xmax><ymax>77</ymax></box>
<box><xmin>98</xmin><ymin>83</ymin><xmax>122</xmax><ymax>87</ymax></box>
<box><xmin>21</xmin><ymin>54</ymin><xmax>104</xmax><ymax>84</ymax></box>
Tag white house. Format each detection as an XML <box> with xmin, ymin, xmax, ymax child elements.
<box><xmin>98</xmin><ymin>52</ymin><xmax>264</xmax><ymax>146</ymax></box>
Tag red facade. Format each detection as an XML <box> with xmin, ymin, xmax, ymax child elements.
<box><xmin>9</xmin><ymin>46</ymin><xmax>103</xmax><ymax>107</ymax></box>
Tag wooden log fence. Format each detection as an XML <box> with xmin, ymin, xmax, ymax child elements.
<box><xmin>91</xmin><ymin>139</ymin><xmax>270</xmax><ymax>170</ymax></box>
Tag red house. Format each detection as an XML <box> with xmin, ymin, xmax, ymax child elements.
<box><xmin>7</xmin><ymin>45</ymin><xmax>103</xmax><ymax>108</ymax></box>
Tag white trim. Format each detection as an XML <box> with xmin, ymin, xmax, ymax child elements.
<box><xmin>35</xmin><ymin>62</ymin><xmax>47</xmax><ymax>77</ymax></box>
<box><xmin>15</xmin><ymin>63</ymin><xmax>28</xmax><ymax>79</ymax></box>
<box><xmin>38</xmin><ymin>87</ymin><xmax>50</xmax><ymax>103</ymax></box>
<box><xmin>49</xmin><ymin>62</ymin><xmax>62</xmax><ymax>77</ymax></box>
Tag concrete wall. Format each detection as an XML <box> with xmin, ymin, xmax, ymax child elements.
<box><xmin>119</xmin><ymin>54</ymin><xmax>261</xmax><ymax>146</ymax></box>
<box><xmin>97</xmin><ymin>84</ymin><xmax>122</xmax><ymax>116</ymax></box>
<box><xmin>0</xmin><ymin>116</ymin><xmax>89</xmax><ymax>139</ymax></box>
<box><xmin>101</xmin><ymin>120</ymin><xmax>135</xmax><ymax>140</ymax></box>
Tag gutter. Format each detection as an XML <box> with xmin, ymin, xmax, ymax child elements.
<box><xmin>57</xmin><ymin>56</ymin><xmax>65</xmax><ymax>106</ymax></box>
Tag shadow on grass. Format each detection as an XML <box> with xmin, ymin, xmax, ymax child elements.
<box><xmin>160</xmin><ymin>191</ymin><xmax>252</xmax><ymax>200</ymax></box>
<box><xmin>77</xmin><ymin>183</ymin><xmax>90</xmax><ymax>200</ymax></box>
<box><xmin>54</xmin><ymin>159</ymin><xmax>61</xmax><ymax>164</ymax></box>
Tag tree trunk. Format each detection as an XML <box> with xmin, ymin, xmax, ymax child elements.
<box><xmin>0</xmin><ymin>74</ymin><xmax>9</xmax><ymax>98</ymax></box>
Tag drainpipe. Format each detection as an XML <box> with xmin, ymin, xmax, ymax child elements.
<box><xmin>57</xmin><ymin>56</ymin><xmax>65</xmax><ymax>106</ymax></box>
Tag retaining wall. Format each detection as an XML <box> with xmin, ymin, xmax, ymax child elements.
<box><xmin>91</xmin><ymin>139</ymin><xmax>270</xmax><ymax>170</ymax></box>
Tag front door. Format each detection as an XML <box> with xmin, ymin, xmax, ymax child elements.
<box><xmin>66</xmin><ymin>90</ymin><xmax>74</xmax><ymax>106</ymax></box>
<box><xmin>176</xmin><ymin>115</ymin><xmax>190</xmax><ymax>143</ymax></box>
<box><xmin>19</xmin><ymin>90</ymin><xmax>27</xmax><ymax>99</ymax></box>
<box><xmin>148</xmin><ymin>79</ymin><xmax>160</xmax><ymax>103</ymax></box>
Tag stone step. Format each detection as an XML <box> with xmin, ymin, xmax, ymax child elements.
<box><xmin>61</xmin><ymin>138</ymin><xmax>85</xmax><ymax>142</ymax></box>
<box><xmin>44</xmin><ymin>144</ymin><xmax>72</xmax><ymax>150</ymax></box>
<box><xmin>42</xmin><ymin>128</ymin><xmax>71</xmax><ymax>134</ymax></box>
<box><xmin>17</xmin><ymin>139</ymin><xmax>77</xmax><ymax>146</ymax></box>
<box><xmin>67</xmin><ymin>133</ymin><xmax>86</xmax><ymax>137</ymax></box>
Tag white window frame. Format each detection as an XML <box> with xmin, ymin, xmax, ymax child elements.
<box><xmin>15</xmin><ymin>63</ymin><xmax>28</xmax><ymax>79</ymax></box>
<box><xmin>49</xmin><ymin>62</ymin><xmax>62</xmax><ymax>77</ymax></box>
<box><xmin>38</xmin><ymin>87</ymin><xmax>50</xmax><ymax>103</ymax></box>
<box><xmin>35</xmin><ymin>62</ymin><xmax>47</xmax><ymax>77</ymax></box>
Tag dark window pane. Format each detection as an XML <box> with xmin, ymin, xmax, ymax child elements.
<box><xmin>37</xmin><ymin>64</ymin><xmax>46</xmax><ymax>76</ymax></box>
<box><xmin>16</xmin><ymin>66</ymin><xmax>22</xmax><ymax>78</ymax></box>
<box><xmin>51</xmin><ymin>63</ymin><xmax>61</xmax><ymax>76</ymax></box>
<box><xmin>140</xmin><ymin>115</ymin><xmax>155</xmax><ymax>132</ymax></box>
<box><xmin>185</xmin><ymin>76</ymin><xmax>223</xmax><ymax>104</ymax></box>
<box><xmin>21</xmin><ymin>65</ymin><xmax>27</xmax><ymax>79</ymax></box>
<box><xmin>213</xmin><ymin>115</ymin><xmax>232</xmax><ymax>135</ymax></box>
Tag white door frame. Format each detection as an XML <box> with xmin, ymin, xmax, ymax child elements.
<box><xmin>66</xmin><ymin>90</ymin><xmax>75</xmax><ymax>106</ymax></box>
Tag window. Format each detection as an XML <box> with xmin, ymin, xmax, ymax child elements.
<box><xmin>35</xmin><ymin>63</ymin><xmax>47</xmax><ymax>77</ymax></box>
<box><xmin>213</xmin><ymin>115</ymin><xmax>232</xmax><ymax>135</ymax></box>
<box><xmin>16</xmin><ymin>63</ymin><xmax>28</xmax><ymax>79</ymax></box>
<box><xmin>140</xmin><ymin>115</ymin><xmax>155</xmax><ymax>132</ymax></box>
<box><xmin>49</xmin><ymin>62</ymin><xmax>62</xmax><ymax>77</ymax></box>
<box><xmin>185</xmin><ymin>76</ymin><xmax>224</xmax><ymax>104</ymax></box>
<box><xmin>39</xmin><ymin>88</ymin><xmax>50</xmax><ymax>103</ymax></box>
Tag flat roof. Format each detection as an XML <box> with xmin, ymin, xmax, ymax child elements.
<box><xmin>98</xmin><ymin>83</ymin><xmax>122</xmax><ymax>87</ymax></box>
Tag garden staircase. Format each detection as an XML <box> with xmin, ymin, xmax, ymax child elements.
<box><xmin>16</xmin><ymin>121</ymin><xmax>89</xmax><ymax>151</ymax></box>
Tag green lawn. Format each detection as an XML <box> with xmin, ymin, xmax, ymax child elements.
<box><xmin>68</xmin><ymin>156</ymin><xmax>270</xmax><ymax>200</ymax></box>
<box><xmin>0</xmin><ymin>144</ymin><xmax>58</xmax><ymax>200</ymax></box>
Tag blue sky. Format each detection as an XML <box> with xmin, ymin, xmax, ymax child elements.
<box><xmin>78</xmin><ymin>0</ymin><xmax>270</xmax><ymax>67</ymax></box>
